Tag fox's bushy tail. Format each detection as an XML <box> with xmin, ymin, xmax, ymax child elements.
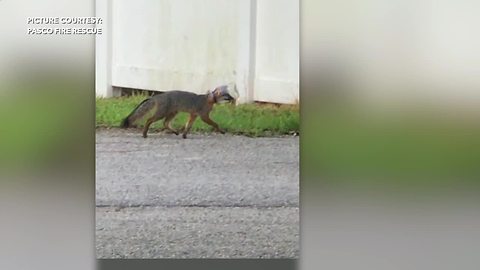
<box><xmin>120</xmin><ymin>98</ymin><xmax>154</xmax><ymax>128</ymax></box>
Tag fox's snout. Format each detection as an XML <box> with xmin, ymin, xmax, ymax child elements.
<box><xmin>217</xmin><ymin>94</ymin><xmax>236</xmax><ymax>104</ymax></box>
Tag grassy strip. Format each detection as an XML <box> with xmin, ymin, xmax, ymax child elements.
<box><xmin>302</xmin><ymin>107</ymin><xmax>480</xmax><ymax>181</ymax></box>
<box><xmin>96</xmin><ymin>95</ymin><xmax>299</xmax><ymax>137</ymax></box>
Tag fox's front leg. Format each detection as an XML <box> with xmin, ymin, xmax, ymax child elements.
<box><xmin>200</xmin><ymin>114</ymin><xmax>225</xmax><ymax>134</ymax></box>
<box><xmin>182</xmin><ymin>113</ymin><xmax>198</xmax><ymax>139</ymax></box>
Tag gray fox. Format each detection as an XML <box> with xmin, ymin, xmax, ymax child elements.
<box><xmin>120</xmin><ymin>85</ymin><xmax>236</xmax><ymax>139</ymax></box>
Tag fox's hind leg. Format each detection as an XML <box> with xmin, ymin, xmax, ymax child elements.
<box><xmin>162</xmin><ymin>112</ymin><xmax>179</xmax><ymax>135</ymax></box>
<box><xmin>143</xmin><ymin>116</ymin><xmax>161</xmax><ymax>138</ymax></box>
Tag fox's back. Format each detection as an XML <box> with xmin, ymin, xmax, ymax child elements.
<box><xmin>151</xmin><ymin>90</ymin><xmax>210</xmax><ymax>114</ymax></box>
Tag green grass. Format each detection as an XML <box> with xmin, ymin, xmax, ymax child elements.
<box><xmin>96</xmin><ymin>95</ymin><xmax>299</xmax><ymax>137</ymax></box>
<box><xmin>0</xmin><ymin>79</ymin><xmax>92</xmax><ymax>171</ymax></box>
<box><xmin>302</xmin><ymin>106</ymin><xmax>480</xmax><ymax>182</ymax></box>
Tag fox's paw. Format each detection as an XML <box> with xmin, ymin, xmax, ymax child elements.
<box><xmin>182</xmin><ymin>133</ymin><xmax>187</xmax><ymax>139</ymax></box>
<box><xmin>218</xmin><ymin>129</ymin><xmax>226</xmax><ymax>134</ymax></box>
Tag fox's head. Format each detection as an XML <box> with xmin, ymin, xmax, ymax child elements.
<box><xmin>210</xmin><ymin>84</ymin><xmax>238</xmax><ymax>104</ymax></box>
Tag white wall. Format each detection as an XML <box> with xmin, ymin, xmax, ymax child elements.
<box><xmin>312</xmin><ymin>0</ymin><xmax>480</xmax><ymax>108</ymax></box>
<box><xmin>254</xmin><ymin>0</ymin><xmax>299</xmax><ymax>104</ymax></box>
<box><xmin>96</xmin><ymin>0</ymin><xmax>299</xmax><ymax>104</ymax></box>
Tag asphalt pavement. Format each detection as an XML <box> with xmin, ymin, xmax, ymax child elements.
<box><xmin>96</xmin><ymin>129</ymin><xmax>299</xmax><ymax>258</ymax></box>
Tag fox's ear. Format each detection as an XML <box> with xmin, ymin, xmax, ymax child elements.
<box><xmin>213</xmin><ymin>87</ymin><xmax>222</xmax><ymax>97</ymax></box>
<box><xmin>207</xmin><ymin>89</ymin><xmax>216</xmax><ymax>103</ymax></box>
